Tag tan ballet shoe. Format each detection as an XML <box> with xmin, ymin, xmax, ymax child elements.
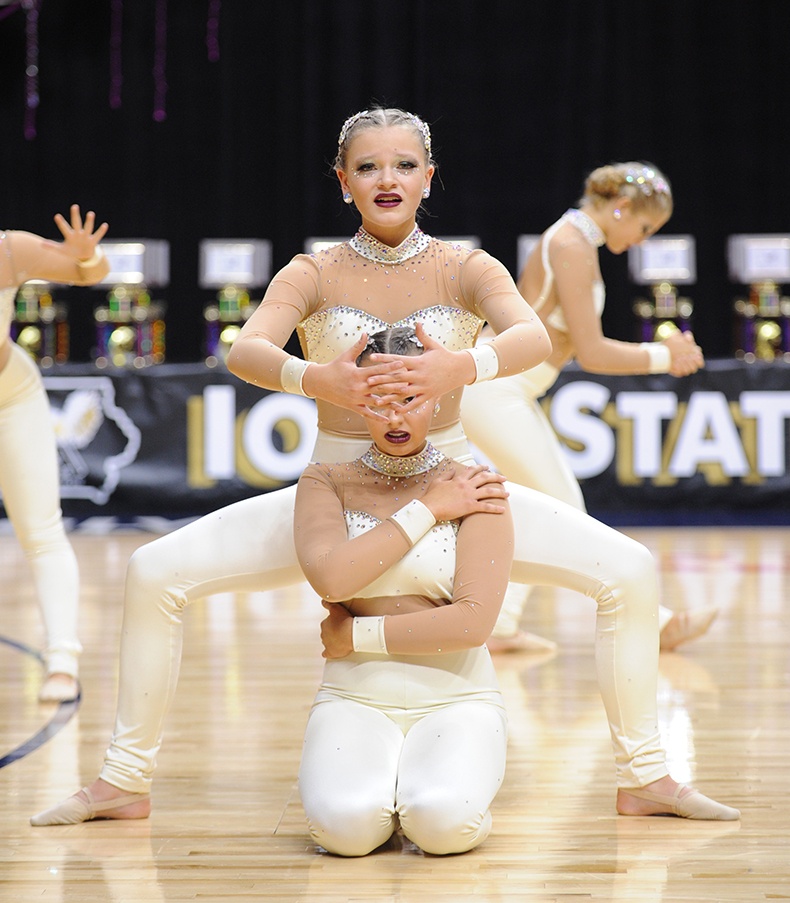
<box><xmin>659</xmin><ymin>606</ymin><xmax>719</xmax><ymax>652</ymax></box>
<box><xmin>38</xmin><ymin>673</ymin><xmax>81</xmax><ymax>704</ymax></box>
<box><xmin>617</xmin><ymin>784</ymin><xmax>740</xmax><ymax>821</ymax></box>
<box><xmin>487</xmin><ymin>630</ymin><xmax>558</xmax><ymax>654</ymax></box>
<box><xmin>30</xmin><ymin>787</ymin><xmax>150</xmax><ymax>826</ymax></box>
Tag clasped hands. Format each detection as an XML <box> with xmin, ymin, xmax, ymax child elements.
<box><xmin>302</xmin><ymin>322</ymin><xmax>474</xmax><ymax>419</ymax></box>
<box><xmin>664</xmin><ymin>328</ymin><xmax>705</xmax><ymax>377</ymax></box>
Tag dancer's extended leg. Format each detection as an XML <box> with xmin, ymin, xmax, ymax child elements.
<box><xmin>0</xmin><ymin>346</ymin><xmax>80</xmax><ymax>700</ymax></box>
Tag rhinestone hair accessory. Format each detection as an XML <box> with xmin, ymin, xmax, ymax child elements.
<box><xmin>349</xmin><ymin>226</ymin><xmax>432</xmax><ymax>264</ymax></box>
<box><xmin>562</xmin><ymin>209</ymin><xmax>605</xmax><ymax>247</ymax></box>
<box><xmin>624</xmin><ymin>166</ymin><xmax>670</xmax><ymax>197</ymax></box>
<box><xmin>361</xmin><ymin>441</ymin><xmax>445</xmax><ymax>478</ymax></box>
<box><xmin>338</xmin><ymin>110</ymin><xmax>369</xmax><ymax>147</ymax></box>
<box><xmin>338</xmin><ymin>110</ymin><xmax>432</xmax><ymax>158</ymax></box>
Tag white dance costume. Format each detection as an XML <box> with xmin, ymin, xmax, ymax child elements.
<box><xmin>0</xmin><ymin>236</ymin><xmax>81</xmax><ymax>678</ymax></box>
<box><xmin>295</xmin><ymin>447</ymin><xmax>510</xmax><ymax>855</ymax></box>
<box><xmin>98</xmin><ymin>228</ymin><xmax>667</xmax><ymax>799</ymax></box>
<box><xmin>462</xmin><ymin>212</ymin><xmax>674</xmax><ymax>636</ymax></box>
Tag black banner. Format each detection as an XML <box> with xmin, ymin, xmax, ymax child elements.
<box><xmin>2</xmin><ymin>360</ymin><xmax>789</xmax><ymax>526</ymax></box>
<box><xmin>544</xmin><ymin>359</ymin><xmax>790</xmax><ymax>524</ymax></box>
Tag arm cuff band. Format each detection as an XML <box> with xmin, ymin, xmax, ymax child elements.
<box><xmin>352</xmin><ymin>616</ymin><xmax>388</xmax><ymax>654</ymax></box>
<box><xmin>465</xmin><ymin>343</ymin><xmax>500</xmax><ymax>382</ymax></box>
<box><xmin>77</xmin><ymin>248</ymin><xmax>104</xmax><ymax>269</ymax></box>
<box><xmin>280</xmin><ymin>357</ymin><xmax>314</xmax><ymax>396</ymax></box>
<box><xmin>388</xmin><ymin>499</ymin><xmax>436</xmax><ymax>545</ymax></box>
<box><xmin>640</xmin><ymin>342</ymin><xmax>672</xmax><ymax>374</ymax></box>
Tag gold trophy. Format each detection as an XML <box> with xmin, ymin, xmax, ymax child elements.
<box><xmin>729</xmin><ymin>235</ymin><xmax>790</xmax><ymax>362</ymax></box>
<box><xmin>92</xmin><ymin>241</ymin><xmax>169</xmax><ymax>368</ymax></box>
<box><xmin>200</xmin><ymin>240</ymin><xmax>272</xmax><ymax>367</ymax></box>
<box><xmin>11</xmin><ymin>281</ymin><xmax>69</xmax><ymax>367</ymax></box>
<box><xmin>629</xmin><ymin>236</ymin><xmax>696</xmax><ymax>341</ymax></box>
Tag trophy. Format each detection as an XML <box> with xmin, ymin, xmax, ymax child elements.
<box><xmin>200</xmin><ymin>240</ymin><xmax>272</xmax><ymax>366</ymax></box>
<box><xmin>728</xmin><ymin>234</ymin><xmax>790</xmax><ymax>362</ymax></box>
<box><xmin>11</xmin><ymin>280</ymin><xmax>69</xmax><ymax>367</ymax></box>
<box><xmin>92</xmin><ymin>241</ymin><xmax>169</xmax><ymax>368</ymax></box>
<box><xmin>629</xmin><ymin>236</ymin><xmax>696</xmax><ymax>341</ymax></box>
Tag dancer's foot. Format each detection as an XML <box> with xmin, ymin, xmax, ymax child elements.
<box><xmin>617</xmin><ymin>775</ymin><xmax>739</xmax><ymax>821</ymax></box>
<box><xmin>30</xmin><ymin>779</ymin><xmax>150</xmax><ymax>826</ymax></box>
<box><xmin>487</xmin><ymin>630</ymin><xmax>558</xmax><ymax>654</ymax></box>
<box><xmin>660</xmin><ymin>606</ymin><xmax>719</xmax><ymax>652</ymax></box>
<box><xmin>38</xmin><ymin>673</ymin><xmax>80</xmax><ymax>703</ymax></box>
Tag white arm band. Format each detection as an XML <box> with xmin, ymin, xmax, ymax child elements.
<box><xmin>280</xmin><ymin>357</ymin><xmax>314</xmax><ymax>396</ymax></box>
<box><xmin>388</xmin><ymin>499</ymin><xmax>436</xmax><ymax>545</ymax></box>
<box><xmin>76</xmin><ymin>248</ymin><xmax>104</xmax><ymax>269</ymax></box>
<box><xmin>352</xmin><ymin>616</ymin><xmax>389</xmax><ymax>654</ymax></box>
<box><xmin>465</xmin><ymin>343</ymin><xmax>500</xmax><ymax>382</ymax></box>
<box><xmin>640</xmin><ymin>342</ymin><xmax>672</xmax><ymax>374</ymax></box>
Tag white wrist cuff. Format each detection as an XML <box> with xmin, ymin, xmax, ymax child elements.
<box><xmin>77</xmin><ymin>248</ymin><xmax>104</xmax><ymax>268</ymax></box>
<box><xmin>640</xmin><ymin>342</ymin><xmax>672</xmax><ymax>374</ymax></box>
<box><xmin>465</xmin><ymin>343</ymin><xmax>500</xmax><ymax>382</ymax></box>
<box><xmin>280</xmin><ymin>357</ymin><xmax>314</xmax><ymax>396</ymax></box>
<box><xmin>388</xmin><ymin>499</ymin><xmax>436</xmax><ymax>545</ymax></box>
<box><xmin>352</xmin><ymin>616</ymin><xmax>388</xmax><ymax>654</ymax></box>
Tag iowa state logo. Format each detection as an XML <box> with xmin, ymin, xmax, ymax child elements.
<box><xmin>43</xmin><ymin>375</ymin><xmax>141</xmax><ymax>504</ymax></box>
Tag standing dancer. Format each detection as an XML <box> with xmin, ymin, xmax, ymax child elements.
<box><xmin>32</xmin><ymin>110</ymin><xmax>738</xmax><ymax>825</ymax></box>
<box><xmin>463</xmin><ymin>163</ymin><xmax>718</xmax><ymax>654</ymax></box>
<box><xmin>1</xmin><ymin>206</ymin><xmax>109</xmax><ymax>702</ymax></box>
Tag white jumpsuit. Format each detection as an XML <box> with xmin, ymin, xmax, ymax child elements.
<box><xmin>295</xmin><ymin>450</ymin><xmax>510</xmax><ymax>856</ymax></box>
<box><xmin>0</xmin><ymin>245</ymin><xmax>81</xmax><ymax>679</ymax></box>
<box><xmin>462</xmin><ymin>214</ymin><xmax>675</xmax><ymax>637</ymax></box>
<box><xmin>98</xmin><ymin>234</ymin><xmax>667</xmax><ymax>797</ymax></box>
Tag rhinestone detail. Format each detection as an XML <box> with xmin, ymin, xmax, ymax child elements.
<box><xmin>561</xmin><ymin>209</ymin><xmax>605</xmax><ymax>248</ymax></box>
<box><xmin>349</xmin><ymin>226</ymin><xmax>432</xmax><ymax>264</ymax></box>
<box><xmin>361</xmin><ymin>441</ymin><xmax>445</xmax><ymax>478</ymax></box>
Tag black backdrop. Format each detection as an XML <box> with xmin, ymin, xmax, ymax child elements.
<box><xmin>2</xmin><ymin>1</ymin><xmax>789</xmax><ymax>363</ymax></box>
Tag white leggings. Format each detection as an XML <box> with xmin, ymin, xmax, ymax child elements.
<box><xmin>100</xmin><ymin>424</ymin><xmax>666</xmax><ymax>794</ymax></box>
<box><xmin>0</xmin><ymin>344</ymin><xmax>81</xmax><ymax>676</ymax></box>
<box><xmin>461</xmin><ymin>365</ymin><xmax>674</xmax><ymax>637</ymax></box>
<box><xmin>299</xmin><ymin>649</ymin><xmax>507</xmax><ymax>856</ymax></box>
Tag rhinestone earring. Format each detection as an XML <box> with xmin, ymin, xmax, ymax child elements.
<box><xmin>343</xmin><ymin>192</ymin><xmax>353</xmax><ymax>204</ymax></box>
<box><xmin>613</xmin><ymin>208</ymin><xmax>621</xmax><ymax>220</ymax></box>
<box><xmin>422</xmin><ymin>188</ymin><xmax>431</xmax><ymax>199</ymax></box>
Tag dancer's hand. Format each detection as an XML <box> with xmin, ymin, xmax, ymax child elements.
<box><xmin>421</xmin><ymin>464</ymin><xmax>509</xmax><ymax>522</ymax></box>
<box><xmin>319</xmin><ymin>600</ymin><xmax>354</xmax><ymax>659</ymax></box>
<box><xmin>665</xmin><ymin>329</ymin><xmax>704</xmax><ymax>377</ymax></box>
<box><xmin>53</xmin><ymin>204</ymin><xmax>109</xmax><ymax>261</ymax></box>
<box><xmin>303</xmin><ymin>334</ymin><xmax>410</xmax><ymax>420</ymax></box>
<box><xmin>365</xmin><ymin>323</ymin><xmax>477</xmax><ymax>412</ymax></box>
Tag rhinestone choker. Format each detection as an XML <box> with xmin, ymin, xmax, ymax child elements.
<box><xmin>349</xmin><ymin>226</ymin><xmax>432</xmax><ymax>264</ymax></box>
<box><xmin>361</xmin><ymin>441</ymin><xmax>445</xmax><ymax>478</ymax></box>
<box><xmin>562</xmin><ymin>209</ymin><xmax>605</xmax><ymax>248</ymax></box>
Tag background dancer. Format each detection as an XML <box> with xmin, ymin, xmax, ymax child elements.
<box><xmin>1</xmin><ymin>205</ymin><xmax>109</xmax><ymax>702</ymax></box>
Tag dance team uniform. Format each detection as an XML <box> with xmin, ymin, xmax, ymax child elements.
<box><xmin>295</xmin><ymin>443</ymin><xmax>511</xmax><ymax>856</ymax></box>
<box><xmin>89</xmin><ymin>227</ymin><xmax>667</xmax><ymax>801</ymax></box>
<box><xmin>462</xmin><ymin>210</ymin><xmax>676</xmax><ymax>636</ymax></box>
<box><xmin>0</xmin><ymin>232</ymin><xmax>81</xmax><ymax>680</ymax></box>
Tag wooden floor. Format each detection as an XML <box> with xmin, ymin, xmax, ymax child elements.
<box><xmin>1</xmin><ymin>524</ymin><xmax>788</xmax><ymax>902</ymax></box>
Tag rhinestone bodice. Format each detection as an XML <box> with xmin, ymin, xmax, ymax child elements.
<box><xmin>343</xmin><ymin>506</ymin><xmax>458</xmax><ymax>600</ymax></box>
<box><xmin>299</xmin><ymin>304</ymin><xmax>482</xmax><ymax>364</ymax></box>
